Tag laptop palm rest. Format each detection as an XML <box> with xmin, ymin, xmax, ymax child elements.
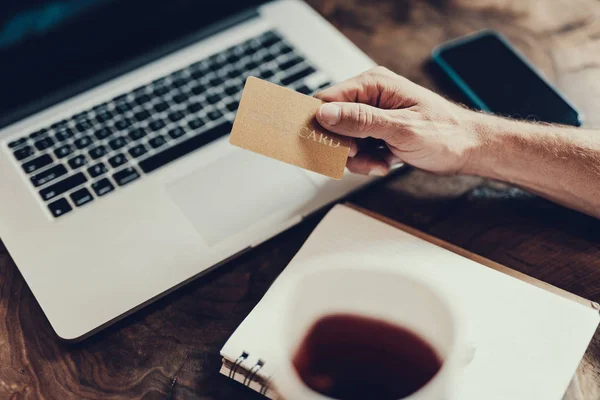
<box><xmin>166</xmin><ymin>150</ymin><xmax>318</xmax><ymax>246</ymax></box>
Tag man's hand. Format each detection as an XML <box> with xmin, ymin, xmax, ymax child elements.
<box><xmin>315</xmin><ymin>67</ymin><xmax>600</xmax><ymax>219</ymax></box>
<box><xmin>315</xmin><ymin>66</ymin><xmax>481</xmax><ymax>176</ymax></box>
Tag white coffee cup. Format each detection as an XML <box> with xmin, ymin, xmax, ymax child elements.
<box><xmin>272</xmin><ymin>255</ymin><xmax>473</xmax><ymax>400</ymax></box>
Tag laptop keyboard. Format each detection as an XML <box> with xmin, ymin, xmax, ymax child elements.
<box><xmin>6</xmin><ymin>30</ymin><xmax>331</xmax><ymax>218</ymax></box>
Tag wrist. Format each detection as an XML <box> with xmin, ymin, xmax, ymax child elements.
<box><xmin>457</xmin><ymin>109</ymin><xmax>496</xmax><ymax>177</ymax></box>
<box><xmin>458</xmin><ymin>111</ymin><xmax>526</xmax><ymax>180</ymax></box>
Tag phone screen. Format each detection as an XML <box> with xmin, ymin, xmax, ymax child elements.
<box><xmin>434</xmin><ymin>32</ymin><xmax>581</xmax><ymax>126</ymax></box>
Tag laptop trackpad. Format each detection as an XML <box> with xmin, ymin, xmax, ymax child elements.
<box><xmin>166</xmin><ymin>150</ymin><xmax>318</xmax><ymax>246</ymax></box>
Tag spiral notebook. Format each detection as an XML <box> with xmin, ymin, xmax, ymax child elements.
<box><xmin>219</xmin><ymin>204</ymin><xmax>600</xmax><ymax>399</ymax></box>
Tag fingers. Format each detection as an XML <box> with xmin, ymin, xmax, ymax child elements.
<box><xmin>346</xmin><ymin>153</ymin><xmax>390</xmax><ymax>176</ymax></box>
<box><xmin>317</xmin><ymin>102</ymin><xmax>398</xmax><ymax>140</ymax></box>
<box><xmin>346</xmin><ymin>146</ymin><xmax>404</xmax><ymax>177</ymax></box>
<box><xmin>315</xmin><ymin>66</ymin><xmax>420</xmax><ymax>108</ymax></box>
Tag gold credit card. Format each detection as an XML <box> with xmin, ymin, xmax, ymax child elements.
<box><xmin>229</xmin><ymin>77</ymin><xmax>351</xmax><ymax>180</ymax></box>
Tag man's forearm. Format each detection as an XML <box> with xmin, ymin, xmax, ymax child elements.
<box><xmin>463</xmin><ymin>114</ymin><xmax>600</xmax><ymax>218</ymax></box>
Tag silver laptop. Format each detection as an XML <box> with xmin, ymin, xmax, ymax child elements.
<box><xmin>0</xmin><ymin>0</ymin><xmax>375</xmax><ymax>341</ymax></box>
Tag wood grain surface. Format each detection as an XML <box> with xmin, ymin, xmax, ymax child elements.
<box><xmin>2</xmin><ymin>0</ymin><xmax>600</xmax><ymax>398</ymax></box>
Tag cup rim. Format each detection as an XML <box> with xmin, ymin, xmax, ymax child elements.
<box><xmin>273</xmin><ymin>260</ymin><xmax>467</xmax><ymax>400</ymax></box>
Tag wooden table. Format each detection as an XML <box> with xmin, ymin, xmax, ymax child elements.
<box><xmin>2</xmin><ymin>0</ymin><xmax>600</xmax><ymax>398</ymax></box>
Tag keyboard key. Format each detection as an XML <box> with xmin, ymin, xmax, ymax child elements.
<box><xmin>68</xmin><ymin>155</ymin><xmax>88</xmax><ymax>170</ymax></box>
<box><xmin>261</xmin><ymin>31</ymin><xmax>281</xmax><ymax>48</ymax></box>
<box><xmin>207</xmin><ymin>55</ymin><xmax>223</xmax><ymax>71</ymax></box>
<box><xmin>263</xmin><ymin>52</ymin><xmax>276</xmax><ymax>62</ymax></box>
<box><xmin>70</xmin><ymin>188</ymin><xmax>94</xmax><ymax>207</ymax></box>
<box><xmin>113</xmin><ymin>93</ymin><xmax>129</xmax><ymax>103</ymax></box>
<box><xmin>139</xmin><ymin>121</ymin><xmax>232</xmax><ymax>173</ymax></box>
<box><xmin>296</xmin><ymin>85</ymin><xmax>311</xmax><ymax>95</ymax></box>
<box><xmin>31</xmin><ymin>164</ymin><xmax>68</xmax><ymax>187</ymax></box>
<box><xmin>191</xmin><ymin>83</ymin><xmax>206</xmax><ymax>95</ymax></box>
<box><xmin>207</xmin><ymin>109</ymin><xmax>223</xmax><ymax>121</ymax></box>
<box><xmin>51</xmin><ymin>120</ymin><xmax>68</xmax><ymax>130</ymax></box>
<box><xmin>134</xmin><ymin>110</ymin><xmax>151</xmax><ymax>122</ymax></box>
<box><xmin>30</xmin><ymin>129</ymin><xmax>48</xmax><ymax>139</ymax></box>
<box><xmin>224</xmin><ymin>85</ymin><xmax>239</xmax><ymax>96</ymax></box>
<box><xmin>89</xmin><ymin>146</ymin><xmax>108</xmax><ymax>160</ymax></box>
<box><xmin>93</xmin><ymin>102</ymin><xmax>109</xmax><ymax>112</ymax></box>
<box><xmin>172</xmin><ymin>69</ymin><xmax>186</xmax><ymax>79</ymax></box>
<box><xmin>73</xmin><ymin>111</ymin><xmax>89</xmax><ymax>120</ymax></box>
<box><xmin>54</xmin><ymin>128</ymin><xmax>74</xmax><ymax>142</ymax></box>
<box><xmin>188</xmin><ymin>118</ymin><xmax>204</xmax><ymax>130</ymax></box>
<box><xmin>173</xmin><ymin>93</ymin><xmax>187</xmax><ymax>104</ymax></box>
<box><xmin>75</xmin><ymin>120</ymin><xmax>93</xmax><ymax>132</ymax></box>
<box><xmin>8</xmin><ymin>138</ymin><xmax>28</xmax><ymax>148</ymax></box>
<box><xmin>154</xmin><ymin>102</ymin><xmax>170</xmax><ymax>112</ymax></box>
<box><xmin>54</xmin><ymin>144</ymin><xmax>74</xmax><ymax>159</ymax></box>
<box><xmin>113</xmin><ymin>167</ymin><xmax>141</xmax><ymax>186</ymax></box>
<box><xmin>191</xmin><ymin>69</ymin><xmax>204</xmax><ymax>80</ymax></box>
<box><xmin>109</xmin><ymin>137</ymin><xmax>127</xmax><ymax>150</ymax></box>
<box><xmin>318</xmin><ymin>81</ymin><xmax>332</xmax><ymax>89</ymax></box>
<box><xmin>96</xmin><ymin>110</ymin><xmax>113</xmax><ymax>123</ymax></box>
<box><xmin>22</xmin><ymin>154</ymin><xmax>53</xmax><ymax>174</ymax></box>
<box><xmin>226</xmin><ymin>67</ymin><xmax>241</xmax><ymax>79</ymax></box>
<box><xmin>279</xmin><ymin>45</ymin><xmax>293</xmax><ymax>55</ymax></box>
<box><xmin>115</xmin><ymin>118</ymin><xmax>132</xmax><ymax>131</ymax></box>
<box><xmin>188</xmin><ymin>102</ymin><xmax>203</xmax><ymax>113</ymax></box>
<box><xmin>135</xmin><ymin>94</ymin><xmax>151</xmax><ymax>105</ymax></box>
<box><xmin>260</xmin><ymin>69</ymin><xmax>275</xmax><ymax>80</ymax></box>
<box><xmin>149</xmin><ymin>119</ymin><xmax>166</xmax><ymax>131</ymax></box>
<box><xmin>226</xmin><ymin>52</ymin><xmax>240</xmax><ymax>64</ymax></box>
<box><xmin>209</xmin><ymin>76</ymin><xmax>224</xmax><ymax>86</ymax></box>
<box><xmin>152</xmin><ymin>77</ymin><xmax>167</xmax><ymax>86</ymax></box>
<box><xmin>88</xmin><ymin>163</ymin><xmax>108</xmax><ymax>178</ymax></box>
<box><xmin>48</xmin><ymin>198</ymin><xmax>72</xmax><ymax>218</ymax></box>
<box><xmin>281</xmin><ymin>66</ymin><xmax>316</xmax><ymax>86</ymax></box>
<box><xmin>149</xmin><ymin>135</ymin><xmax>167</xmax><ymax>149</ymax></box>
<box><xmin>115</xmin><ymin>102</ymin><xmax>132</xmax><ymax>114</ymax></box>
<box><xmin>279</xmin><ymin>56</ymin><xmax>303</xmax><ymax>71</ymax></box>
<box><xmin>225</xmin><ymin>100</ymin><xmax>239</xmax><ymax>112</ymax></box>
<box><xmin>129</xmin><ymin>144</ymin><xmax>148</xmax><ymax>158</ymax></box>
<box><xmin>74</xmin><ymin>136</ymin><xmax>93</xmax><ymax>149</ymax></box>
<box><xmin>241</xmin><ymin>44</ymin><xmax>255</xmax><ymax>57</ymax></box>
<box><xmin>153</xmin><ymin>85</ymin><xmax>169</xmax><ymax>96</ymax></box>
<box><xmin>168</xmin><ymin>126</ymin><xmax>186</xmax><ymax>139</ymax></box>
<box><xmin>92</xmin><ymin>178</ymin><xmax>115</xmax><ymax>196</ymax></box>
<box><xmin>129</xmin><ymin>128</ymin><xmax>147</xmax><ymax>141</ymax></box>
<box><xmin>39</xmin><ymin>172</ymin><xmax>87</xmax><ymax>201</ymax></box>
<box><xmin>108</xmin><ymin>153</ymin><xmax>128</xmax><ymax>168</ymax></box>
<box><xmin>94</xmin><ymin>127</ymin><xmax>113</xmax><ymax>140</ymax></box>
<box><xmin>34</xmin><ymin>137</ymin><xmax>55</xmax><ymax>151</ymax></box>
<box><xmin>248</xmin><ymin>38</ymin><xmax>262</xmax><ymax>51</ymax></box>
<box><xmin>206</xmin><ymin>94</ymin><xmax>221</xmax><ymax>104</ymax></box>
<box><xmin>133</xmin><ymin>86</ymin><xmax>147</xmax><ymax>96</ymax></box>
<box><xmin>244</xmin><ymin>60</ymin><xmax>258</xmax><ymax>71</ymax></box>
<box><xmin>168</xmin><ymin>111</ymin><xmax>185</xmax><ymax>122</ymax></box>
<box><xmin>172</xmin><ymin>78</ymin><xmax>188</xmax><ymax>88</ymax></box>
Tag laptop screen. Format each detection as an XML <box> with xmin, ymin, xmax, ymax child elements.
<box><xmin>0</xmin><ymin>0</ymin><xmax>264</xmax><ymax>126</ymax></box>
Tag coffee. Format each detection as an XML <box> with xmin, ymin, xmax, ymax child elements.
<box><xmin>293</xmin><ymin>314</ymin><xmax>442</xmax><ymax>400</ymax></box>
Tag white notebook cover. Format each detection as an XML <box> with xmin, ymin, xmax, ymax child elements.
<box><xmin>220</xmin><ymin>204</ymin><xmax>599</xmax><ymax>399</ymax></box>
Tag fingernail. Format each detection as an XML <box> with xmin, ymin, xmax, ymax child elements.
<box><xmin>369</xmin><ymin>168</ymin><xmax>388</xmax><ymax>177</ymax></box>
<box><xmin>320</xmin><ymin>103</ymin><xmax>341</xmax><ymax>125</ymax></box>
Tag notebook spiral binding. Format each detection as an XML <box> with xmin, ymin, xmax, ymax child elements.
<box><xmin>228</xmin><ymin>351</ymin><xmax>271</xmax><ymax>395</ymax></box>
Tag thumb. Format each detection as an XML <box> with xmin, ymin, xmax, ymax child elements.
<box><xmin>316</xmin><ymin>102</ymin><xmax>393</xmax><ymax>139</ymax></box>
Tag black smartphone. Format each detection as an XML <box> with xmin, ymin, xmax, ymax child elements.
<box><xmin>431</xmin><ymin>30</ymin><xmax>582</xmax><ymax>126</ymax></box>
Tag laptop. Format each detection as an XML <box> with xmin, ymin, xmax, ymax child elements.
<box><xmin>0</xmin><ymin>0</ymin><xmax>376</xmax><ymax>341</ymax></box>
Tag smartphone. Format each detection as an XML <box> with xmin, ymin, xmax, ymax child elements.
<box><xmin>431</xmin><ymin>30</ymin><xmax>582</xmax><ymax>126</ymax></box>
